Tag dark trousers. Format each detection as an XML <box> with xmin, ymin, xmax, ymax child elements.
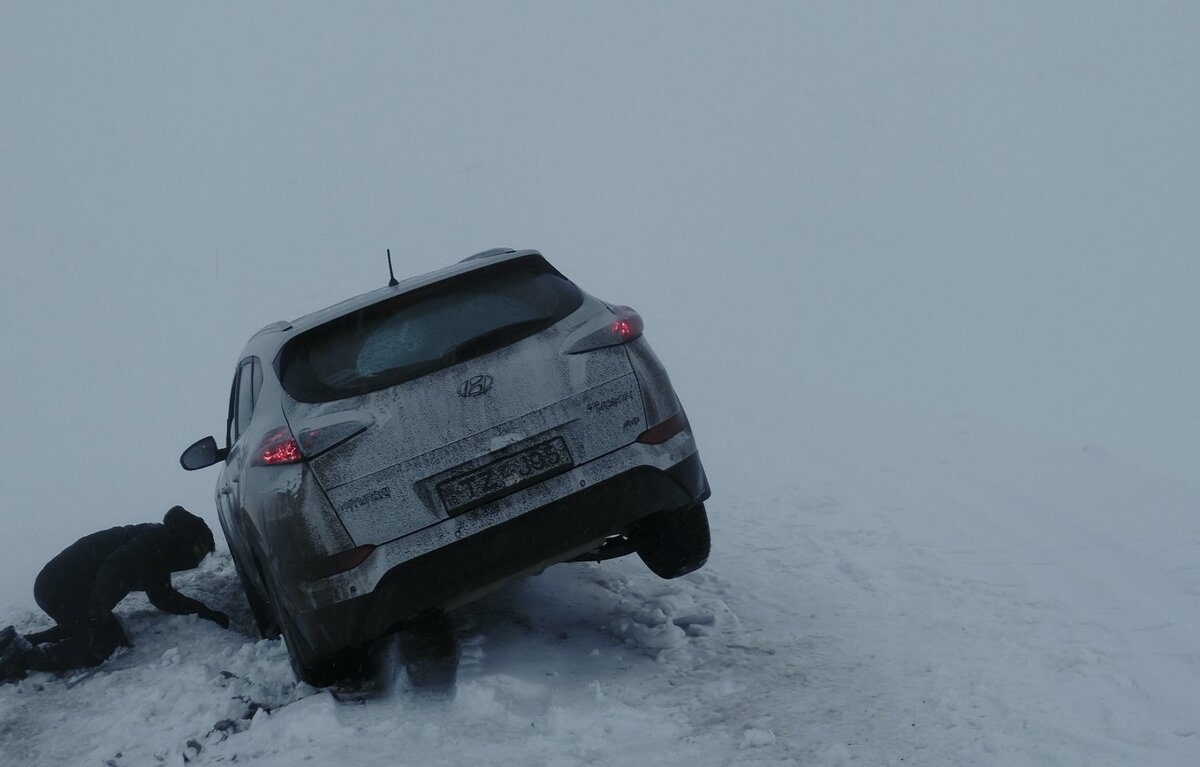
<box><xmin>25</xmin><ymin>566</ymin><xmax>129</xmax><ymax>671</ymax></box>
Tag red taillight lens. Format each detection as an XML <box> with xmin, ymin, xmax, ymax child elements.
<box><xmin>637</xmin><ymin>410</ymin><xmax>690</xmax><ymax>444</ymax></box>
<box><xmin>611</xmin><ymin>307</ymin><xmax>644</xmax><ymax>342</ymax></box>
<box><xmin>565</xmin><ymin>306</ymin><xmax>645</xmax><ymax>354</ymax></box>
<box><xmin>255</xmin><ymin>426</ymin><xmax>303</xmax><ymax>465</ymax></box>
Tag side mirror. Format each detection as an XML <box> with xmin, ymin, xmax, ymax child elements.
<box><xmin>180</xmin><ymin>436</ymin><xmax>228</xmax><ymax>471</ymax></box>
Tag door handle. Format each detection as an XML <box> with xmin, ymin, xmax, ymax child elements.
<box><xmin>220</xmin><ymin>485</ymin><xmax>233</xmax><ymax>496</ymax></box>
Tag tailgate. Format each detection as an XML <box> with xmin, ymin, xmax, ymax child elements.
<box><xmin>283</xmin><ymin>333</ymin><xmax>643</xmax><ymax>545</ymax></box>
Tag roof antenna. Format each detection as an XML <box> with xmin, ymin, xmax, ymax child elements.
<box><xmin>386</xmin><ymin>248</ymin><xmax>399</xmax><ymax>287</ymax></box>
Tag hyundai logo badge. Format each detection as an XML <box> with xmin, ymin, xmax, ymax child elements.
<box><xmin>458</xmin><ymin>374</ymin><xmax>494</xmax><ymax>397</ymax></box>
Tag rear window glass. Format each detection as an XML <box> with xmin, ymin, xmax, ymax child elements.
<box><xmin>278</xmin><ymin>257</ymin><xmax>582</xmax><ymax>402</ymax></box>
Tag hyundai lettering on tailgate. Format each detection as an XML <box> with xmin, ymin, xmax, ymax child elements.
<box><xmin>437</xmin><ymin>437</ymin><xmax>574</xmax><ymax>516</ymax></box>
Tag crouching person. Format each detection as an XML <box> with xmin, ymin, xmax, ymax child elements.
<box><xmin>0</xmin><ymin>506</ymin><xmax>229</xmax><ymax>682</ymax></box>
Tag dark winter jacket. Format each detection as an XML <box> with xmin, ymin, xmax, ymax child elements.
<box><xmin>34</xmin><ymin>506</ymin><xmax>225</xmax><ymax>627</ymax></box>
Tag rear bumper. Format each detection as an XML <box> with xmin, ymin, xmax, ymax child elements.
<box><xmin>290</xmin><ymin>443</ymin><xmax>709</xmax><ymax>656</ymax></box>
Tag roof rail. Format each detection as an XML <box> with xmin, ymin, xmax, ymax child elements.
<box><xmin>250</xmin><ymin>320</ymin><xmax>292</xmax><ymax>339</ymax></box>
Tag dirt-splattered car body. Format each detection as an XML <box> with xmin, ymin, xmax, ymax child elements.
<box><xmin>181</xmin><ymin>248</ymin><xmax>711</xmax><ymax>684</ymax></box>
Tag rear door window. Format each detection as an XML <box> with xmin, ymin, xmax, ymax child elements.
<box><xmin>225</xmin><ymin>368</ymin><xmax>240</xmax><ymax>448</ymax></box>
<box><xmin>278</xmin><ymin>257</ymin><xmax>582</xmax><ymax>402</ymax></box>
<box><xmin>235</xmin><ymin>360</ymin><xmax>257</xmax><ymax>441</ymax></box>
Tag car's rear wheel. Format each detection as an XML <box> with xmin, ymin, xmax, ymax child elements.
<box><xmin>633</xmin><ymin>502</ymin><xmax>710</xmax><ymax>579</ymax></box>
<box><xmin>263</xmin><ymin>572</ymin><xmax>366</xmax><ymax>687</ymax></box>
<box><xmin>395</xmin><ymin>610</ymin><xmax>459</xmax><ymax>690</ymax></box>
<box><xmin>240</xmin><ymin>558</ymin><xmax>280</xmax><ymax>639</ymax></box>
<box><xmin>276</xmin><ymin>599</ymin><xmax>332</xmax><ymax>686</ymax></box>
<box><xmin>219</xmin><ymin>517</ymin><xmax>280</xmax><ymax>638</ymax></box>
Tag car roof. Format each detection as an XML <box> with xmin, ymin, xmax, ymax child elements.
<box><xmin>238</xmin><ymin>248</ymin><xmax>545</xmax><ymax>360</ymax></box>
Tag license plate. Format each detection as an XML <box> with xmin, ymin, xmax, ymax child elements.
<box><xmin>437</xmin><ymin>437</ymin><xmax>574</xmax><ymax>515</ymax></box>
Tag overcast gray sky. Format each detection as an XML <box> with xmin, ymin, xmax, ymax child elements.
<box><xmin>2</xmin><ymin>2</ymin><xmax>1197</xmax><ymax>600</ymax></box>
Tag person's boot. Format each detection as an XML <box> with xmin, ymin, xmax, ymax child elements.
<box><xmin>0</xmin><ymin>625</ymin><xmax>16</xmax><ymax>654</ymax></box>
<box><xmin>0</xmin><ymin>632</ymin><xmax>33</xmax><ymax>682</ymax></box>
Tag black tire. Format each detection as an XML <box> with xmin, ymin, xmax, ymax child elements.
<box><xmin>634</xmin><ymin>502</ymin><xmax>711</xmax><ymax>579</ymax></box>
<box><xmin>265</xmin><ymin>574</ymin><xmax>332</xmax><ymax>686</ymax></box>
<box><xmin>265</xmin><ymin>573</ymin><xmax>366</xmax><ymax>687</ymax></box>
<box><xmin>397</xmin><ymin>611</ymin><xmax>459</xmax><ymax>690</ymax></box>
<box><xmin>219</xmin><ymin>517</ymin><xmax>279</xmax><ymax>638</ymax></box>
<box><xmin>276</xmin><ymin>600</ymin><xmax>331</xmax><ymax>686</ymax></box>
<box><xmin>239</xmin><ymin>555</ymin><xmax>280</xmax><ymax>639</ymax></box>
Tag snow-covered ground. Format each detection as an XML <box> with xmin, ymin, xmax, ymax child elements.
<box><xmin>2</xmin><ymin>2</ymin><xmax>1199</xmax><ymax>765</ymax></box>
<box><xmin>2</xmin><ymin>398</ymin><xmax>1197</xmax><ymax>766</ymax></box>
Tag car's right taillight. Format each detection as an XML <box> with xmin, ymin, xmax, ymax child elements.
<box><xmin>609</xmin><ymin>306</ymin><xmax>644</xmax><ymax>343</ymax></box>
<box><xmin>565</xmin><ymin>306</ymin><xmax>644</xmax><ymax>353</ymax></box>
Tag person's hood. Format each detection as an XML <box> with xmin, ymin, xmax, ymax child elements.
<box><xmin>162</xmin><ymin>506</ymin><xmax>216</xmax><ymax>567</ymax></box>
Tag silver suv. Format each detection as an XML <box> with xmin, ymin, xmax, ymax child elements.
<box><xmin>180</xmin><ymin>248</ymin><xmax>711</xmax><ymax>685</ymax></box>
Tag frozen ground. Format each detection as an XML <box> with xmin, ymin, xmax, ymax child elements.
<box><xmin>1</xmin><ymin>400</ymin><xmax>1196</xmax><ymax>766</ymax></box>
<box><xmin>1</xmin><ymin>6</ymin><xmax>1198</xmax><ymax>763</ymax></box>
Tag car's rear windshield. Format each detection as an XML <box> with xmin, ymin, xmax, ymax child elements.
<box><xmin>278</xmin><ymin>256</ymin><xmax>583</xmax><ymax>402</ymax></box>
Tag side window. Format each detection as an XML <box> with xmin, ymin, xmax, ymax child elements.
<box><xmin>226</xmin><ymin>366</ymin><xmax>241</xmax><ymax>448</ymax></box>
<box><xmin>251</xmin><ymin>359</ymin><xmax>264</xmax><ymax>409</ymax></box>
<box><xmin>235</xmin><ymin>360</ymin><xmax>256</xmax><ymax>442</ymax></box>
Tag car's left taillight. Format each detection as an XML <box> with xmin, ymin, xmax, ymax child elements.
<box><xmin>254</xmin><ymin>426</ymin><xmax>304</xmax><ymax>465</ymax></box>
<box><xmin>253</xmin><ymin>418</ymin><xmax>371</xmax><ymax>466</ymax></box>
